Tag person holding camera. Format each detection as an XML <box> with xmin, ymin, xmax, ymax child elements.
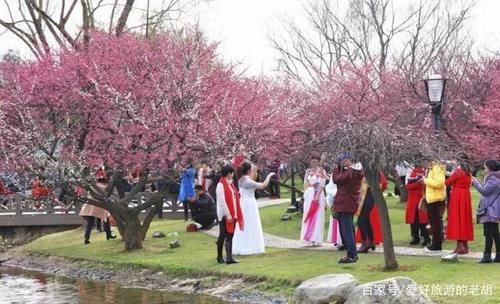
<box><xmin>331</xmin><ymin>152</ymin><xmax>364</xmax><ymax>263</ymax></box>
<box><xmin>472</xmin><ymin>159</ymin><xmax>500</xmax><ymax>263</ymax></box>
<box><xmin>232</xmin><ymin>162</ymin><xmax>275</xmax><ymax>255</ymax></box>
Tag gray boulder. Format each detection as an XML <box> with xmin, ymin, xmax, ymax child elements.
<box><xmin>293</xmin><ymin>274</ymin><xmax>358</xmax><ymax>304</ymax></box>
<box><xmin>346</xmin><ymin>277</ymin><xmax>434</xmax><ymax>304</ymax></box>
<box><xmin>169</xmin><ymin>239</ymin><xmax>180</xmax><ymax>248</ymax></box>
<box><xmin>152</xmin><ymin>231</ymin><xmax>166</xmax><ymax>238</ymax></box>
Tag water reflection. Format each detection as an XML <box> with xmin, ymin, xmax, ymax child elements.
<box><xmin>0</xmin><ymin>266</ymin><xmax>225</xmax><ymax>304</ymax></box>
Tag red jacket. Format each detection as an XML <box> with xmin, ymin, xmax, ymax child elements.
<box><xmin>332</xmin><ymin>167</ymin><xmax>364</xmax><ymax>213</ymax></box>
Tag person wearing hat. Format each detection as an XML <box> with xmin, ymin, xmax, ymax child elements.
<box><xmin>331</xmin><ymin>152</ymin><xmax>364</xmax><ymax>263</ymax></box>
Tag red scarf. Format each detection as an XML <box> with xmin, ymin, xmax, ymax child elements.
<box><xmin>220</xmin><ymin>177</ymin><xmax>244</xmax><ymax>233</ymax></box>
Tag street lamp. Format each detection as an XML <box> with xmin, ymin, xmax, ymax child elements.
<box><xmin>423</xmin><ymin>74</ymin><xmax>447</xmax><ymax>131</ymax></box>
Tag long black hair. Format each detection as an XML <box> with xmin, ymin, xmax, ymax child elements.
<box><xmin>485</xmin><ymin>159</ymin><xmax>500</xmax><ymax>172</ymax></box>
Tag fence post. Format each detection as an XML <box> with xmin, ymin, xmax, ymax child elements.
<box><xmin>15</xmin><ymin>195</ymin><xmax>22</xmax><ymax>216</ymax></box>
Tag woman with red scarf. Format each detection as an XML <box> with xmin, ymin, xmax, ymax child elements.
<box><xmin>215</xmin><ymin>165</ymin><xmax>244</xmax><ymax>264</ymax></box>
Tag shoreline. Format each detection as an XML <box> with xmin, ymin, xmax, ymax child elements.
<box><xmin>1</xmin><ymin>249</ymin><xmax>289</xmax><ymax>304</ymax></box>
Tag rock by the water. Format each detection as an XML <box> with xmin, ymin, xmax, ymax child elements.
<box><xmin>293</xmin><ymin>274</ymin><xmax>358</xmax><ymax>304</ymax></box>
<box><xmin>152</xmin><ymin>231</ymin><xmax>166</xmax><ymax>238</ymax></box>
<box><xmin>169</xmin><ymin>239</ymin><xmax>180</xmax><ymax>248</ymax></box>
<box><xmin>346</xmin><ymin>277</ymin><xmax>434</xmax><ymax>304</ymax></box>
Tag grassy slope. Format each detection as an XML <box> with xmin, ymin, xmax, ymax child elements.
<box><xmin>26</xmin><ymin>211</ymin><xmax>500</xmax><ymax>304</ymax></box>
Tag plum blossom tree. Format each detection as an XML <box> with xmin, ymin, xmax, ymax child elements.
<box><xmin>0</xmin><ymin>30</ymin><xmax>230</xmax><ymax>249</ymax></box>
<box><xmin>0</xmin><ymin>29</ymin><xmax>300</xmax><ymax>250</ymax></box>
<box><xmin>293</xmin><ymin>65</ymin><xmax>459</xmax><ymax>269</ymax></box>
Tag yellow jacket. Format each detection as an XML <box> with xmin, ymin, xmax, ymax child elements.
<box><xmin>424</xmin><ymin>163</ymin><xmax>446</xmax><ymax>203</ymax></box>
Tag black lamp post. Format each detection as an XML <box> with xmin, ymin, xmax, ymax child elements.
<box><xmin>290</xmin><ymin>156</ymin><xmax>297</xmax><ymax>208</ymax></box>
<box><xmin>423</xmin><ymin>74</ymin><xmax>447</xmax><ymax>131</ymax></box>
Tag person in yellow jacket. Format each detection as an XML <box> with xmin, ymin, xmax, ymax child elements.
<box><xmin>422</xmin><ymin>160</ymin><xmax>447</xmax><ymax>251</ymax></box>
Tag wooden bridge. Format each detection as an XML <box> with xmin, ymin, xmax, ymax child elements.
<box><xmin>0</xmin><ymin>193</ymin><xmax>183</xmax><ymax>227</ymax></box>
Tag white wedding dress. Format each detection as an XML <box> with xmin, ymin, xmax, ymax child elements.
<box><xmin>232</xmin><ymin>176</ymin><xmax>266</xmax><ymax>255</ymax></box>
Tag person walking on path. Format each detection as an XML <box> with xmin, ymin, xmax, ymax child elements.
<box><xmin>79</xmin><ymin>168</ymin><xmax>116</xmax><ymax>244</ymax></box>
<box><xmin>215</xmin><ymin>165</ymin><xmax>244</xmax><ymax>264</ymax></box>
<box><xmin>331</xmin><ymin>152</ymin><xmax>364</xmax><ymax>263</ymax></box>
<box><xmin>423</xmin><ymin>160</ymin><xmax>447</xmax><ymax>252</ymax></box>
<box><xmin>233</xmin><ymin>162</ymin><xmax>275</xmax><ymax>255</ymax></box>
<box><xmin>405</xmin><ymin>163</ymin><xmax>430</xmax><ymax>247</ymax></box>
<box><xmin>445</xmin><ymin>162</ymin><xmax>474</xmax><ymax>254</ymax></box>
<box><xmin>472</xmin><ymin>160</ymin><xmax>500</xmax><ymax>263</ymax></box>
<box><xmin>300</xmin><ymin>154</ymin><xmax>327</xmax><ymax>247</ymax></box>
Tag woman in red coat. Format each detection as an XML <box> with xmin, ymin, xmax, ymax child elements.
<box><xmin>405</xmin><ymin>165</ymin><xmax>430</xmax><ymax>246</ymax></box>
<box><xmin>445</xmin><ymin>163</ymin><xmax>474</xmax><ymax>254</ymax></box>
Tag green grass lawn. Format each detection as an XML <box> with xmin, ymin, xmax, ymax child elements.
<box><xmin>265</xmin><ymin>189</ymin><xmax>486</xmax><ymax>252</ymax></box>
<box><xmin>25</xmin><ymin>214</ymin><xmax>500</xmax><ymax>304</ymax></box>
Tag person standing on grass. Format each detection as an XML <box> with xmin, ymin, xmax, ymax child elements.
<box><xmin>232</xmin><ymin>162</ymin><xmax>275</xmax><ymax>255</ymax></box>
<box><xmin>331</xmin><ymin>152</ymin><xmax>364</xmax><ymax>263</ymax></box>
<box><xmin>472</xmin><ymin>160</ymin><xmax>500</xmax><ymax>263</ymax></box>
<box><xmin>300</xmin><ymin>154</ymin><xmax>327</xmax><ymax>247</ymax></box>
<box><xmin>216</xmin><ymin>165</ymin><xmax>244</xmax><ymax>264</ymax></box>
<box><xmin>445</xmin><ymin>162</ymin><xmax>474</xmax><ymax>254</ymax></box>
<box><xmin>178</xmin><ymin>160</ymin><xmax>196</xmax><ymax>222</ymax></box>
<box><xmin>355</xmin><ymin>171</ymin><xmax>388</xmax><ymax>253</ymax></box>
<box><xmin>422</xmin><ymin>160</ymin><xmax>447</xmax><ymax>252</ymax></box>
<box><xmin>405</xmin><ymin>162</ymin><xmax>430</xmax><ymax>247</ymax></box>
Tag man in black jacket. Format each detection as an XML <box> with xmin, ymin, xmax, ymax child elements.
<box><xmin>189</xmin><ymin>185</ymin><xmax>217</xmax><ymax>230</ymax></box>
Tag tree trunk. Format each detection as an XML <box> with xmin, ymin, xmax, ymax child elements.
<box><xmin>365</xmin><ymin>169</ymin><xmax>398</xmax><ymax>270</ymax></box>
<box><xmin>395</xmin><ymin>178</ymin><xmax>408</xmax><ymax>203</ymax></box>
<box><xmin>120</xmin><ymin>214</ymin><xmax>143</xmax><ymax>250</ymax></box>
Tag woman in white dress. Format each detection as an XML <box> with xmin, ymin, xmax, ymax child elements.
<box><xmin>300</xmin><ymin>154</ymin><xmax>327</xmax><ymax>246</ymax></box>
<box><xmin>233</xmin><ymin>161</ymin><xmax>275</xmax><ymax>255</ymax></box>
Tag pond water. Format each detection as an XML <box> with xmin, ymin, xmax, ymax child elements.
<box><xmin>0</xmin><ymin>266</ymin><xmax>226</xmax><ymax>304</ymax></box>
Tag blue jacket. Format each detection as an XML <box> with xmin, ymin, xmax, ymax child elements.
<box><xmin>178</xmin><ymin>166</ymin><xmax>196</xmax><ymax>202</ymax></box>
<box><xmin>473</xmin><ymin>171</ymin><xmax>500</xmax><ymax>223</ymax></box>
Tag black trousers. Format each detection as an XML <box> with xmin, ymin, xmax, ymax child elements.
<box><xmin>357</xmin><ymin>201</ymin><xmax>375</xmax><ymax>241</ymax></box>
<box><xmin>427</xmin><ymin>202</ymin><xmax>445</xmax><ymax>247</ymax></box>
<box><xmin>483</xmin><ymin>222</ymin><xmax>500</xmax><ymax>254</ymax></box>
<box><xmin>269</xmin><ymin>179</ymin><xmax>280</xmax><ymax>197</ymax></box>
<box><xmin>410</xmin><ymin>214</ymin><xmax>429</xmax><ymax>240</ymax></box>
<box><xmin>193</xmin><ymin>212</ymin><xmax>216</xmax><ymax>229</ymax></box>
<box><xmin>216</xmin><ymin>216</ymin><xmax>235</xmax><ymax>258</ymax></box>
<box><xmin>83</xmin><ymin>216</ymin><xmax>111</xmax><ymax>241</ymax></box>
<box><xmin>182</xmin><ymin>200</ymin><xmax>190</xmax><ymax>221</ymax></box>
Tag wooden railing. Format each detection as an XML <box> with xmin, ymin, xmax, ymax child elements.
<box><xmin>0</xmin><ymin>192</ymin><xmax>183</xmax><ymax>227</ymax></box>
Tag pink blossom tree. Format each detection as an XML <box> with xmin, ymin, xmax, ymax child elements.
<box><xmin>0</xmin><ymin>30</ymin><xmax>299</xmax><ymax>250</ymax></box>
